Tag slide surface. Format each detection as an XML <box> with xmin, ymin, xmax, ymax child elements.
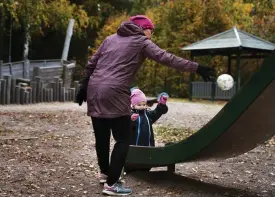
<box><xmin>126</xmin><ymin>53</ymin><xmax>275</xmax><ymax>167</ymax></box>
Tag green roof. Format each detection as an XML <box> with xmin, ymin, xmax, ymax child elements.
<box><xmin>182</xmin><ymin>26</ymin><xmax>275</xmax><ymax>52</ymax></box>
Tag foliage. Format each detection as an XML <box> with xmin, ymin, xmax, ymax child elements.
<box><xmin>91</xmin><ymin>0</ymin><xmax>275</xmax><ymax>97</ymax></box>
<box><xmin>1</xmin><ymin>0</ymin><xmax>274</xmax><ymax>97</ymax></box>
<box><xmin>91</xmin><ymin>12</ymin><xmax>130</xmax><ymax>54</ymax></box>
<box><xmin>0</xmin><ymin>0</ymin><xmax>90</xmax><ymax>37</ymax></box>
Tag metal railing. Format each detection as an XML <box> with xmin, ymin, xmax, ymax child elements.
<box><xmin>192</xmin><ymin>81</ymin><xmax>236</xmax><ymax>100</ymax></box>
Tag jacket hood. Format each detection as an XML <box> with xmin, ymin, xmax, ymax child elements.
<box><xmin>117</xmin><ymin>21</ymin><xmax>145</xmax><ymax>37</ymax></box>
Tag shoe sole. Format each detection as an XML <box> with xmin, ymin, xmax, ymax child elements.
<box><xmin>102</xmin><ymin>190</ymin><xmax>132</xmax><ymax>196</ymax></box>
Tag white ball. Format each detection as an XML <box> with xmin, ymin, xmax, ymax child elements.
<box><xmin>216</xmin><ymin>74</ymin><xmax>234</xmax><ymax>91</ymax></box>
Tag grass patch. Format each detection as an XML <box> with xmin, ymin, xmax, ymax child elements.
<box><xmin>153</xmin><ymin>126</ymin><xmax>196</xmax><ymax>144</ymax></box>
<box><xmin>0</xmin><ymin>126</ymin><xmax>15</xmax><ymax>135</ymax></box>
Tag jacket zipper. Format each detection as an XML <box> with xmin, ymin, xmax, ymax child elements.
<box><xmin>136</xmin><ymin>115</ymin><xmax>141</xmax><ymax>145</ymax></box>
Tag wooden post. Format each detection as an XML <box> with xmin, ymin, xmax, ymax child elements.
<box><xmin>67</xmin><ymin>90</ymin><xmax>70</xmax><ymax>101</ymax></box>
<box><xmin>46</xmin><ymin>89</ymin><xmax>49</xmax><ymax>102</ymax></box>
<box><xmin>227</xmin><ymin>54</ymin><xmax>231</xmax><ymax>75</ymax></box>
<box><xmin>236</xmin><ymin>51</ymin><xmax>241</xmax><ymax>91</ymax></box>
<box><xmin>47</xmin><ymin>89</ymin><xmax>49</xmax><ymax>102</ymax></box>
<box><xmin>50</xmin><ymin>88</ymin><xmax>53</xmax><ymax>102</ymax></box>
<box><xmin>11</xmin><ymin>78</ymin><xmax>16</xmax><ymax>103</ymax></box>
<box><xmin>61</xmin><ymin>87</ymin><xmax>65</xmax><ymax>102</ymax></box>
<box><xmin>20</xmin><ymin>88</ymin><xmax>25</xmax><ymax>104</ymax></box>
<box><xmin>15</xmin><ymin>86</ymin><xmax>20</xmax><ymax>104</ymax></box>
<box><xmin>68</xmin><ymin>89</ymin><xmax>71</xmax><ymax>101</ymax></box>
<box><xmin>1</xmin><ymin>79</ymin><xmax>6</xmax><ymax>104</ymax></box>
<box><xmin>31</xmin><ymin>81</ymin><xmax>36</xmax><ymax>103</ymax></box>
<box><xmin>0</xmin><ymin>60</ymin><xmax>2</xmax><ymax>79</ymax></box>
<box><xmin>43</xmin><ymin>88</ymin><xmax>47</xmax><ymax>102</ymax></box>
<box><xmin>211</xmin><ymin>81</ymin><xmax>216</xmax><ymax>102</ymax></box>
<box><xmin>70</xmin><ymin>88</ymin><xmax>75</xmax><ymax>102</ymax></box>
<box><xmin>33</xmin><ymin>67</ymin><xmax>41</xmax><ymax>81</ymax></box>
<box><xmin>53</xmin><ymin>82</ymin><xmax>57</xmax><ymax>101</ymax></box>
<box><xmin>45</xmin><ymin>89</ymin><xmax>48</xmax><ymax>102</ymax></box>
<box><xmin>50</xmin><ymin>82</ymin><xmax>55</xmax><ymax>101</ymax></box>
<box><xmin>189</xmin><ymin>54</ymin><xmax>194</xmax><ymax>101</ymax></box>
<box><xmin>4</xmin><ymin>75</ymin><xmax>11</xmax><ymax>104</ymax></box>
<box><xmin>28</xmin><ymin>88</ymin><xmax>32</xmax><ymax>104</ymax></box>
<box><xmin>61</xmin><ymin>19</ymin><xmax>75</xmax><ymax>61</ymax></box>
<box><xmin>54</xmin><ymin>77</ymin><xmax>60</xmax><ymax>101</ymax></box>
<box><xmin>35</xmin><ymin>77</ymin><xmax>41</xmax><ymax>102</ymax></box>
<box><xmin>47</xmin><ymin>89</ymin><xmax>50</xmax><ymax>102</ymax></box>
<box><xmin>25</xmin><ymin>91</ymin><xmax>29</xmax><ymax>104</ymax></box>
<box><xmin>65</xmin><ymin>90</ymin><xmax>68</xmax><ymax>101</ymax></box>
<box><xmin>63</xmin><ymin>65</ymin><xmax>69</xmax><ymax>88</ymax></box>
<box><xmin>59</xmin><ymin>81</ymin><xmax>63</xmax><ymax>102</ymax></box>
<box><xmin>23</xmin><ymin>59</ymin><xmax>30</xmax><ymax>79</ymax></box>
<box><xmin>40</xmin><ymin>81</ymin><xmax>43</xmax><ymax>102</ymax></box>
<box><xmin>8</xmin><ymin>63</ymin><xmax>13</xmax><ymax>76</ymax></box>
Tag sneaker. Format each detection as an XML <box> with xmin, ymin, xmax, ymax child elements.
<box><xmin>102</xmin><ymin>183</ymin><xmax>132</xmax><ymax>196</ymax></box>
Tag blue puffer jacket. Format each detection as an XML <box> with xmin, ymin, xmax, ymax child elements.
<box><xmin>130</xmin><ymin>103</ymin><xmax>168</xmax><ymax>147</ymax></box>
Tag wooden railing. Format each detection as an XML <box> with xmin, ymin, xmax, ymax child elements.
<box><xmin>0</xmin><ymin>75</ymin><xmax>80</xmax><ymax>105</ymax></box>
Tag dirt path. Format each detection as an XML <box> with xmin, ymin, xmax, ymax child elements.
<box><xmin>0</xmin><ymin>102</ymin><xmax>274</xmax><ymax>197</ymax></box>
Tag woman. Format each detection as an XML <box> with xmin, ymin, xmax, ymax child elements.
<box><xmin>76</xmin><ymin>15</ymin><xmax>216</xmax><ymax>196</ymax></box>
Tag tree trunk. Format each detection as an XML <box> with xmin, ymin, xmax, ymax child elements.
<box><xmin>62</xmin><ymin>19</ymin><xmax>75</xmax><ymax>61</ymax></box>
<box><xmin>23</xmin><ymin>24</ymin><xmax>30</xmax><ymax>61</ymax></box>
<box><xmin>23</xmin><ymin>24</ymin><xmax>30</xmax><ymax>78</ymax></box>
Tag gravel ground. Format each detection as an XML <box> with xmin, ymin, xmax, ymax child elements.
<box><xmin>0</xmin><ymin>101</ymin><xmax>274</xmax><ymax>197</ymax></box>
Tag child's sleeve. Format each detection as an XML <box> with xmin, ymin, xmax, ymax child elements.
<box><xmin>147</xmin><ymin>103</ymin><xmax>168</xmax><ymax>123</ymax></box>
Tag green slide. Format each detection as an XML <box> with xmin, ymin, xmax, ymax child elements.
<box><xmin>126</xmin><ymin>52</ymin><xmax>275</xmax><ymax>168</ymax></box>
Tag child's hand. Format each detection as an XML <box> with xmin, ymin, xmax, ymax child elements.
<box><xmin>131</xmin><ymin>113</ymin><xmax>139</xmax><ymax>121</ymax></box>
<box><xmin>159</xmin><ymin>95</ymin><xmax>168</xmax><ymax>105</ymax></box>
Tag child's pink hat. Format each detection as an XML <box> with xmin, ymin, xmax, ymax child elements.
<box><xmin>130</xmin><ymin>89</ymin><xmax>147</xmax><ymax>106</ymax></box>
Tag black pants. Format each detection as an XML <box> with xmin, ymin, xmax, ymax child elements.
<box><xmin>91</xmin><ymin>116</ymin><xmax>131</xmax><ymax>185</ymax></box>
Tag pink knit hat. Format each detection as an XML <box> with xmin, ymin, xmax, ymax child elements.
<box><xmin>130</xmin><ymin>15</ymin><xmax>155</xmax><ymax>30</ymax></box>
<box><xmin>130</xmin><ymin>89</ymin><xmax>147</xmax><ymax>106</ymax></box>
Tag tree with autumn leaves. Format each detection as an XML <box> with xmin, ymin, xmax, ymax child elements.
<box><xmin>92</xmin><ymin>0</ymin><xmax>275</xmax><ymax>97</ymax></box>
<box><xmin>0</xmin><ymin>0</ymin><xmax>274</xmax><ymax>97</ymax></box>
<box><xmin>0</xmin><ymin>0</ymin><xmax>93</xmax><ymax>62</ymax></box>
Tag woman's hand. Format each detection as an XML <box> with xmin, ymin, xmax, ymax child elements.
<box><xmin>76</xmin><ymin>87</ymin><xmax>87</xmax><ymax>106</ymax></box>
<box><xmin>196</xmin><ymin>65</ymin><xmax>216</xmax><ymax>82</ymax></box>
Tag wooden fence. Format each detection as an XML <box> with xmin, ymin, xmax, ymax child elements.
<box><xmin>0</xmin><ymin>75</ymin><xmax>80</xmax><ymax>105</ymax></box>
<box><xmin>0</xmin><ymin>59</ymin><xmax>77</xmax><ymax>105</ymax></box>
<box><xmin>0</xmin><ymin>59</ymin><xmax>75</xmax><ymax>87</ymax></box>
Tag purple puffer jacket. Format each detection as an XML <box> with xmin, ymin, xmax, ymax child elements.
<box><xmin>84</xmin><ymin>21</ymin><xmax>198</xmax><ymax>118</ymax></box>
